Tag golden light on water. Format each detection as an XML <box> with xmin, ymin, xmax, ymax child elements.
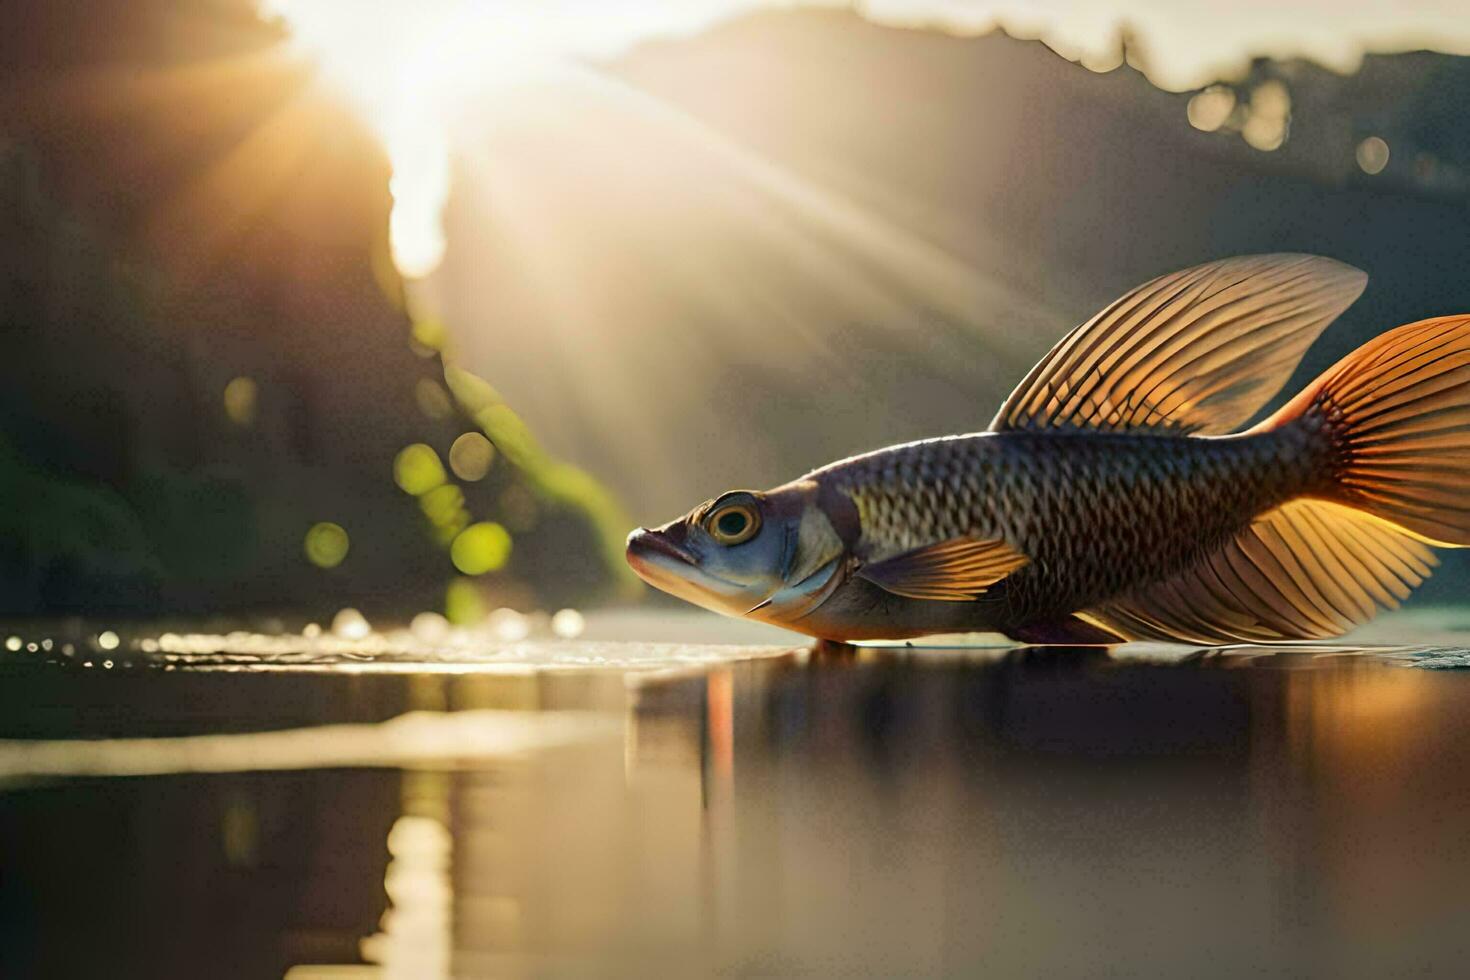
<box><xmin>363</xmin><ymin>815</ymin><xmax>453</xmax><ymax>980</ymax></box>
<box><xmin>333</xmin><ymin>607</ymin><xmax>373</xmax><ymax>640</ymax></box>
<box><xmin>0</xmin><ymin>709</ymin><xmax>616</xmax><ymax>777</ymax></box>
<box><xmin>39</xmin><ymin>615</ymin><xmax>673</xmax><ymax>668</ymax></box>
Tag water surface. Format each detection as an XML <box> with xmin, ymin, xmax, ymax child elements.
<box><xmin>3</xmin><ymin>618</ymin><xmax>1470</xmax><ymax>978</ymax></box>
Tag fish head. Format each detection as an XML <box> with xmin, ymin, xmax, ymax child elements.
<box><xmin>626</xmin><ymin>480</ymin><xmax>848</xmax><ymax>624</ymax></box>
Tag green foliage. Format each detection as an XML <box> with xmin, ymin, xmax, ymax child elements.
<box><xmin>394</xmin><ymin>443</ymin><xmax>448</xmax><ymax>495</ymax></box>
<box><xmin>441</xmin><ymin>361</ymin><xmax>636</xmax><ymax>591</ymax></box>
<box><xmin>123</xmin><ymin>465</ymin><xmax>256</xmax><ymax>585</ymax></box>
<box><xmin>0</xmin><ymin>431</ymin><xmax>161</xmax><ymax>608</ymax></box>
<box><xmin>1</xmin><ymin>139</ymin><xmax>634</xmax><ymax>615</ymax></box>
<box><xmin>444</xmin><ymin>576</ymin><xmax>487</xmax><ymax>624</ymax></box>
<box><xmin>450</xmin><ymin>521</ymin><xmax>512</xmax><ymax>575</ymax></box>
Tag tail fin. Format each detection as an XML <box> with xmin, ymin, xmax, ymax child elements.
<box><xmin>1267</xmin><ymin>315</ymin><xmax>1470</xmax><ymax>546</ymax></box>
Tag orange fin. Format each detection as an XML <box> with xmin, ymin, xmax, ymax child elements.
<box><xmin>1081</xmin><ymin>498</ymin><xmax>1437</xmax><ymax>643</ymax></box>
<box><xmin>991</xmin><ymin>254</ymin><xmax>1366</xmax><ymax>434</ymax></box>
<box><xmin>1260</xmin><ymin>314</ymin><xmax>1470</xmax><ymax>546</ymax></box>
<box><xmin>859</xmin><ymin>536</ymin><xmax>1028</xmax><ymax>602</ymax></box>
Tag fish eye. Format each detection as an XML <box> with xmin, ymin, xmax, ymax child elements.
<box><xmin>705</xmin><ymin>503</ymin><xmax>761</xmax><ymax>545</ymax></box>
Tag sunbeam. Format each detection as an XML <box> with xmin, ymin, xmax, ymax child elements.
<box><xmin>262</xmin><ymin>0</ymin><xmax>1470</xmax><ymax>284</ymax></box>
<box><xmin>410</xmin><ymin>61</ymin><xmax>1076</xmax><ymax>517</ymax></box>
<box><xmin>251</xmin><ymin>0</ymin><xmax>1470</xmax><ymax>522</ymax></box>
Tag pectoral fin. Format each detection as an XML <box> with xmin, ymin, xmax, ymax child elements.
<box><xmin>858</xmin><ymin>536</ymin><xmax>1028</xmax><ymax>601</ymax></box>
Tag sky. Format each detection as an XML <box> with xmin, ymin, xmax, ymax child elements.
<box><xmin>265</xmin><ymin>0</ymin><xmax>1470</xmax><ymax>277</ymax></box>
<box><xmin>270</xmin><ymin>0</ymin><xmax>1470</xmax><ymax>93</ymax></box>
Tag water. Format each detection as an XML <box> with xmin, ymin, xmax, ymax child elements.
<box><xmin>4</xmin><ymin>618</ymin><xmax>1470</xmax><ymax>978</ymax></box>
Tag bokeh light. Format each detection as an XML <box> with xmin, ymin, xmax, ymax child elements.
<box><xmin>1186</xmin><ymin>85</ymin><xmax>1235</xmax><ymax>132</ymax></box>
<box><xmin>488</xmin><ymin>607</ymin><xmax>531</xmax><ymax>641</ymax></box>
<box><xmin>449</xmin><ymin>522</ymin><xmax>512</xmax><ymax>576</ymax></box>
<box><xmin>389</xmin><ymin>127</ymin><xmax>451</xmax><ymax>280</ymax></box>
<box><xmin>417</xmin><ymin>484</ymin><xmax>469</xmax><ymax>544</ymax></box>
<box><xmin>304</xmin><ymin>521</ymin><xmax>351</xmax><ymax>568</ymax></box>
<box><xmin>361</xmin><ymin>815</ymin><xmax>452</xmax><ymax>979</ymax></box>
<box><xmin>414</xmin><ymin>378</ymin><xmax>453</xmax><ymax>420</ymax></box>
<box><xmin>222</xmin><ymin>376</ymin><xmax>259</xmax><ymax>426</ymax></box>
<box><xmin>1357</xmin><ymin>135</ymin><xmax>1391</xmax><ymax>174</ymax></box>
<box><xmin>394</xmin><ymin>443</ymin><xmax>447</xmax><ymax>495</ymax></box>
<box><xmin>1242</xmin><ymin>79</ymin><xmax>1290</xmax><ymax>151</ymax></box>
<box><xmin>409</xmin><ymin>611</ymin><xmax>451</xmax><ymax>642</ymax></box>
<box><xmin>550</xmin><ymin>608</ymin><xmax>586</xmax><ymax>639</ymax></box>
<box><xmin>332</xmin><ymin>607</ymin><xmax>372</xmax><ymax>640</ymax></box>
<box><xmin>410</xmin><ymin>317</ymin><xmax>448</xmax><ymax>353</ymax></box>
<box><xmin>418</xmin><ymin>484</ymin><xmax>464</xmax><ymax>523</ymax></box>
<box><xmin>448</xmin><ymin>432</ymin><xmax>494</xmax><ymax>482</ymax></box>
<box><xmin>444</xmin><ymin>577</ymin><xmax>485</xmax><ymax>625</ymax></box>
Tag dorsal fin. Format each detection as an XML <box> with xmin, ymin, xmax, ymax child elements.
<box><xmin>858</xmin><ymin>535</ymin><xmax>1028</xmax><ymax>601</ymax></box>
<box><xmin>990</xmin><ymin>255</ymin><xmax>1367</xmax><ymax>435</ymax></box>
<box><xmin>1078</xmin><ymin>498</ymin><xmax>1437</xmax><ymax>643</ymax></box>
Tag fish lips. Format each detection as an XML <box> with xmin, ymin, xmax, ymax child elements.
<box><xmin>625</xmin><ymin>527</ymin><xmax>751</xmax><ymax>611</ymax></box>
<box><xmin>626</xmin><ymin>526</ymin><xmax>697</xmax><ymax>568</ymax></box>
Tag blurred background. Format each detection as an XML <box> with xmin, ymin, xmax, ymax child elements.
<box><xmin>3</xmin><ymin>0</ymin><xmax>1469</xmax><ymax>625</ymax></box>
<box><xmin>8</xmin><ymin>7</ymin><xmax>1470</xmax><ymax>980</ymax></box>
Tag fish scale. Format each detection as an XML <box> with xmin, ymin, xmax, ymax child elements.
<box><xmin>825</xmin><ymin>425</ymin><xmax>1327</xmax><ymax>629</ymax></box>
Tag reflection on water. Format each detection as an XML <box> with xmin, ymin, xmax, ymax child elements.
<box><xmin>363</xmin><ymin>775</ymin><xmax>453</xmax><ymax>980</ymax></box>
<box><xmin>4</xmin><ymin>637</ymin><xmax>1470</xmax><ymax>978</ymax></box>
<box><xmin>0</xmin><ymin>711</ymin><xmax>615</xmax><ymax>778</ymax></box>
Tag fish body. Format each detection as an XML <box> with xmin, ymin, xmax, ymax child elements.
<box><xmin>627</xmin><ymin>255</ymin><xmax>1470</xmax><ymax>644</ymax></box>
<box><xmin>801</xmin><ymin>425</ymin><xmax>1325</xmax><ymax>639</ymax></box>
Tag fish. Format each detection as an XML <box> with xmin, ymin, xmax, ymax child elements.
<box><xmin>625</xmin><ymin>254</ymin><xmax>1470</xmax><ymax>644</ymax></box>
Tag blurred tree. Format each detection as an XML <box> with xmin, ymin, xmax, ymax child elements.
<box><xmin>0</xmin><ymin>0</ymin><xmax>626</xmax><ymax>617</ymax></box>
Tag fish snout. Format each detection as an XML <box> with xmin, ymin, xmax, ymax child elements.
<box><xmin>625</xmin><ymin>526</ymin><xmax>697</xmax><ymax>571</ymax></box>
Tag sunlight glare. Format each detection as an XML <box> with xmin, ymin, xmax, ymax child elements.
<box><xmin>264</xmin><ymin>0</ymin><xmax>571</xmax><ymax>279</ymax></box>
<box><xmin>263</xmin><ymin>0</ymin><xmax>1470</xmax><ymax>285</ymax></box>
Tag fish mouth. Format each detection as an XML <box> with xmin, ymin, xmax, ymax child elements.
<box><xmin>625</xmin><ymin>527</ymin><xmax>748</xmax><ymax>607</ymax></box>
<box><xmin>625</xmin><ymin>527</ymin><xmax>697</xmax><ymax>569</ymax></box>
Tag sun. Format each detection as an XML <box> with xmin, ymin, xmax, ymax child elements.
<box><xmin>263</xmin><ymin>0</ymin><xmax>571</xmax><ymax>279</ymax></box>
